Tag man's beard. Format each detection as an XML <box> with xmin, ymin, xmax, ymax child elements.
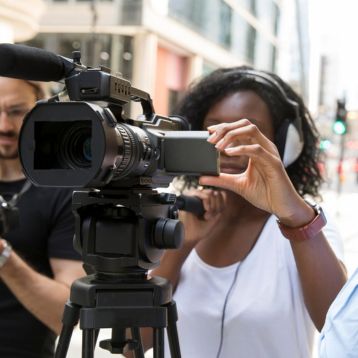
<box><xmin>0</xmin><ymin>131</ymin><xmax>19</xmax><ymax>159</ymax></box>
<box><xmin>0</xmin><ymin>150</ymin><xmax>19</xmax><ymax>160</ymax></box>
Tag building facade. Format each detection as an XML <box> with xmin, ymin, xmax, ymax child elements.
<box><xmin>24</xmin><ymin>0</ymin><xmax>283</xmax><ymax>115</ymax></box>
<box><xmin>0</xmin><ymin>0</ymin><xmax>45</xmax><ymax>43</ymax></box>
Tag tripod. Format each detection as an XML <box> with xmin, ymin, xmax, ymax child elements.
<box><xmin>54</xmin><ymin>189</ymin><xmax>183</xmax><ymax>358</ymax></box>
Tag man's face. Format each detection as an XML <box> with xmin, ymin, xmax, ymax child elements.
<box><xmin>0</xmin><ymin>77</ymin><xmax>37</xmax><ymax>159</ymax></box>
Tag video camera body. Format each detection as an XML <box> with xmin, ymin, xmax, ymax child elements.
<box><xmin>0</xmin><ymin>45</ymin><xmax>221</xmax><ymax>273</ymax></box>
<box><xmin>0</xmin><ymin>44</ymin><xmax>220</xmax><ymax>357</ymax></box>
<box><xmin>19</xmin><ymin>54</ymin><xmax>219</xmax><ymax>190</ymax></box>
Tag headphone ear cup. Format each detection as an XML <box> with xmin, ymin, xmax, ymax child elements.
<box><xmin>275</xmin><ymin>119</ymin><xmax>304</xmax><ymax>167</ymax></box>
<box><xmin>283</xmin><ymin>123</ymin><xmax>304</xmax><ymax>167</ymax></box>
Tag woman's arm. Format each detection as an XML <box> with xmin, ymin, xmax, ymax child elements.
<box><xmin>200</xmin><ymin>119</ymin><xmax>347</xmax><ymax>330</ymax></box>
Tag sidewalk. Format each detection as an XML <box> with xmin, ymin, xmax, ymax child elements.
<box><xmin>321</xmin><ymin>189</ymin><xmax>358</xmax><ymax>275</ymax></box>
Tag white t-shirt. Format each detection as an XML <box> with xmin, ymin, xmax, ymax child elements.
<box><xmin>165</xmin><ymin>212</ymin><xmax>344</xmax><ymax>358</ymax></box>
<box><xmin>319</xmin><ymin>267</ymin><xmax>358</xmax><ymax>357</ymax></box>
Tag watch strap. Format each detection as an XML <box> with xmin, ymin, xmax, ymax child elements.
<box><xmin>277</xmin><ymin>201</ymin><xmax>327</xmax><ymax>241</ymax></box>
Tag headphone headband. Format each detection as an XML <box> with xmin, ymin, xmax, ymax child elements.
<box><xmin>224</xmin><ymin>68</ymin><xmax>304</xmax><ymax>166</ymax></box>
<box><xmin>227</xmin><ymin>69</ymin><xmax>301</xmax><ymax>132</ymax></box>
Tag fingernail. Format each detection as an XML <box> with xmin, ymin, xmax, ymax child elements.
<box><xmin>207</xmin><ymin>132</ymin><xmax>217</xmax><ymax>142</ymax></box>
<box><xmin>215</xmin><ymin>139</ymin><xmax>224</xmax><ymax>148</ymax></box>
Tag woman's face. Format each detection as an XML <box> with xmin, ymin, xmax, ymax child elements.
<box><xmin>203</xmin><ymin>90</ymin><xmax>275</xmax><ymax>174</ymax></box>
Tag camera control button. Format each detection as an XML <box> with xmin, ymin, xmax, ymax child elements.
<box><xmin>153</xmin><ymin>218</ymin><xmax>183</xmax><ymax>249</ymax></box>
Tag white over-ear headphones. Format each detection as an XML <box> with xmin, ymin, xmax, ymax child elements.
<box><xmin>226</xmin><ymin>69</ymin><xmax>304</xmax><ymax>167</ymax></box>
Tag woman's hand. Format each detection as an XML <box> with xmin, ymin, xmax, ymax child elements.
<box><xmin>179</xmin><ymin>188</ymin><xmax>226</xmax><ymax>246</ymax></box>
<box><xmin>199</xmin><ymin>119</ymin><xmax>313</xmax><ymax>226</ymax></box>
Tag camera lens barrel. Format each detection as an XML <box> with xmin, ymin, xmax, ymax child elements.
<box><xmin>58</xmin><ymin>122</ymin><xmax>92</xmax><ymax>169</ymax></box>
<box><xmin>19</xmin><ymin>102</ymin><xmax>157</xmax><ymax>187</ymax></box>
<box><xmin>111</xmin><ymin>124</ymin><xmax>153</xmax><ymax>180</ymax></box>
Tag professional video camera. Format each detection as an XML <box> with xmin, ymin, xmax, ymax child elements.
<box><xmin>13</xmin><ymin>44</ymin><xmax>219</xmax><ymax>268</ymax></box>
<box><xmin>19</xmin><ymin>64</ymin><xmax>218</xmax><ymax>189</ymax></box>
<box><xmin>0</xmin><ymin>44</ymin><xmax>219</xmax><ymax>357</ymax></box>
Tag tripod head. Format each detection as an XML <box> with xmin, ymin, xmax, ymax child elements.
<box><xmin>54</xmin><ymin>188</ymin><xmax>184</xmax><ymax>358</ymax></box>
<box><xmin>72</xmin><ymin>188</ymin><xmax>183</xmax><ymax>277</ymax></box>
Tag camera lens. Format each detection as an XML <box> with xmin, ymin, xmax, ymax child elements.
<box><xmin>59</xmin><ymin>122</ymin><xmax>92</xmax><ymax>169</ymax></box>
<box><xmin>82</xmin><ymin>137</ymin><xmax>92</xmax><ymax>162</ymax></box>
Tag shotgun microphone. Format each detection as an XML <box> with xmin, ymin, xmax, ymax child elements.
<box><xmin>0</xmin><ymin>44</ymin><xmax>75</xmax><ymax>81</ymax></box>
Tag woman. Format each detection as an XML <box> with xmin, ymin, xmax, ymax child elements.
<box><xmin>150</xmin><ymin>67</ymin><xmax>347</xmax><ymax>358</ymax></box>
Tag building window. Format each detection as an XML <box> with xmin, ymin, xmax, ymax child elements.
<box><xmin>168</xmin><ymin>0</ymin><xmax>205</xmax><ymax>31</ymax></box>
<box><xmin>219</xmin><ymin>1</ymin><xmax>232</xmax><ymax>48</ymax></box>
<box><xmin>23</xmin><ymin>33</ymin><xmax>133</xmax><ymax>81</ymax></box>
<box><xmin>169</xmin><ymin>0</ymin><xmax>231</xmax><ymax>48</ymax></box>
<box><xmin>119</xmin><ymin>0</ymin><xmax>143</xmax><ymax>25</ymax></box>
<box><xmin>273</xmin><ymin>3</ymin><xmax>280</xmax><ymax>36</ymax></box>
<box><xmin>203</xmin><ymin>61</ymin><xmax>217</xmax><ymax>75</ymax></box>
<box><xmin>249</xmin><ymin>0</ymin><xmax>257</xmax><ymax>16</ymax></box>
<box><xmin>246</xmin><ymin>25</ymin><xmax>256</xmax><ymax>63</ymax></box>
<box><xmin>271</xmin><ymin>44</ymin><xmax>277</xmax><ymax>72</ymax></box>
<box><xmin>76</xmin><ymin>0</ymin><xmax>115</xmax><ymax>2</ymax></box>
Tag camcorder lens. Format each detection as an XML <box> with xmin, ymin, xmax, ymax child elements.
<box><xmin>59</xmin><ymin>124</ymin><xmax>92</xmax><ymax>169</ymax></box>
<box><xmin>83</xmin><ymin>137</ymin><xmax>92</xmax><ymax>162</ymax></box>
<box><xmin>20</xmin><ymin>101</ymin><xmax>219</xmax><ymax>188</ymax></box>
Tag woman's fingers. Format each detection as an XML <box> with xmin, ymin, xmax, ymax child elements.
<box><xmin>224</xmin><ymin>143</ymin><xmax>281</xmax><ymax>168</ymax></box>
<box><xmin>207</xmin><ymin>119</ymin><xmax>251</xmax><ymax>143</ymax></box>
<box><xmin>212</xmin><ymin>190</ymin><xmax>226</xmax><ymax>214</ymax></box>
<box><xmin>199</xmin><ymin>144</ymin><xmax>284</xmax><ymax>194</ymax></box>
<box><xmin>187</xmin><ymin>189</ymin><xmax>225</xmax><ymax>220</ymax></box>
<box><xmin>199</xmin><ymin>173</ymin><xmax>239</xmax><ymax>193</ymax></box>
<box><xmin>208</xmin><ymin>119</ymin><xmax>278</xmax><ymax>156</ymax></box>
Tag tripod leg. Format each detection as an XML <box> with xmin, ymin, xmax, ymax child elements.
<box><xmin>93</xmin><ymin>329</ymin><xmax>100</xmax><ymax>348</ymax></box>
<box><xmin>82</xmin><ymin>329</ymin><xmax>96</xmax><ymax>358</ymax></box>
<box><xmin>131</xmin><ymin>327</ymin><xmax>145</xmax><ymax>358</ymax></box>
<box><xmin>55</xmin><ymin>301</ymin><xmax>80</xmax><ymax>358</ymax></box>
<box><xmin>153</xmin><ymin>328</ymin><xmax>165</xmax><ymax>358</ymax></box>
<box><xmin>166</xmin><ymin>301</ymin><xmax>181</xmax><ymax>358</ymax></box>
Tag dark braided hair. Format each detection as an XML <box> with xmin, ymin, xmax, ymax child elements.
<box><xmin>175</xmin><ymin>66</ymin><xmax>323</xmax><ymax>198</ymax></box>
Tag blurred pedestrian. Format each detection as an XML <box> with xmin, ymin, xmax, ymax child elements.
<box><xmin>355</xmin><ymin>157</ymin><xmax>358</xmax><ymax>184</ymax></box>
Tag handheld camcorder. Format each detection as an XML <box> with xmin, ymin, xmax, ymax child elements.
<box><xmin>14</xmin><ymin>52</ymin><xmax>219</xmax><ymax>189</ymax></box>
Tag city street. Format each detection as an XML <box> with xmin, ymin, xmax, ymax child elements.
<box><xmin>2</xmin><ymin>1</ymin><xmax>358</xmax><ymax>357</ymax></box>
<box><xmin>321</xmin><ymin>162</ymin><xmax>358</xmax><ymax>276</ymax></box>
